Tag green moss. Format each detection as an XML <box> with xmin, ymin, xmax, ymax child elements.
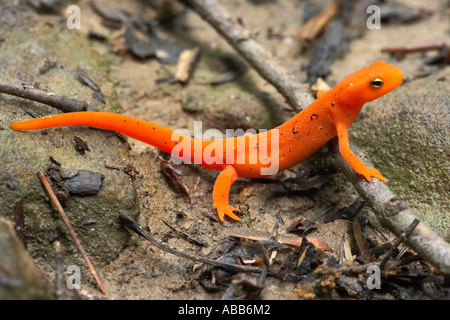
<box><xmin>351</xmin><ymin>70</ymin><xmax>449</xmax><ymax>240</ymax></box>
<box><xmin>0</xmin><ymin>7</ymin><xmax>139</xmax><ymax>265</ymax></box>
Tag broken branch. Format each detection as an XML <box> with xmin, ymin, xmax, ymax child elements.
<box><xmin>119</xmin><ymin>210</ymin><xmax>263</xmax><ymax>274</ymax></box>
<box><xmin>37</xmin><ymin>171</ymin><xmax>106</xmax><ymax>294</ymax></box>
<box><xmin>296</xmin><ymin>1</ymin><xmax>340</xmax><ymax>43</ymax></box>
<box><xmin>0</xmin><ymin>82</ymin><xmax>86</xmax><ymax>113</ymax></box>
<box><xmin>381</xmin><ymin>42</ymin><xmax>447</xmax><ymax>55</ymax></box>
<box><xmin>379</xmin><ymin>218</ymin><xmax>420</xmax><ymax>270</ymax></box>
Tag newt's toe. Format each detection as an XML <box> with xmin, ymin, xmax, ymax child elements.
<box><xmin>362</xmin><ymin>168</ymin><xmax>388</xmax><ymax>183</ymax></box>
<box><xmin>214</xmin><ymin>203</ymin><xmax>241</xmax><ymax>222</ymax></box>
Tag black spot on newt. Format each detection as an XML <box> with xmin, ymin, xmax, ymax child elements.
<box><xmin>310</xmin><ymin>114</ymin><xmax>319</xmax><ymax>121</ymax></box>
<box><xmin>331</xmin><ymin>103</ymin><xmax>335</xmax><ymax>107</ymax></box>
<box><xmin>292</xmin><ymin>127</ymin><xmax>298</xmax><ymax>135</ymax></box>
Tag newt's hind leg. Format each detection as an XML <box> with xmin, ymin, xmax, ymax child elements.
<box><xmin>213</xmin><ymin>165</ymin><xmax>241</xmax><ymax>221</ymax></box>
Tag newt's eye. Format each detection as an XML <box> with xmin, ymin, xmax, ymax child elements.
<box><xmin>370</xmin><ymin>78</ymin><xmax>384</xmax><ymax>89</ymax></box>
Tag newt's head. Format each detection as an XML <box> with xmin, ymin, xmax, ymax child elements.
<box><xmin>336</xmin><ymin>60</ymin><xmax>403</xmax><ymax>104</ymax></box>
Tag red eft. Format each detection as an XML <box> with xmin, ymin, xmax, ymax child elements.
<box><xmin>11</xmin><ymin>60</ymin><xmax>403</xmax><ymax>222</ymax></box>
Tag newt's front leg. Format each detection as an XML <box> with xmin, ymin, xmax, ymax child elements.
<box><xmin>213</xmin><ymin>165</ymin><xmax>241</xmax><ymax>221</ymax></box>
<box><xmin>336</xmin><ymin>123</ymin><xmax>388</xmax><ymax>182</ymax></box>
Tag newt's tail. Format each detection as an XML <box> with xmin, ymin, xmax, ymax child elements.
<box><xmin>11</xmin><ymin>112</ymin><xmax>200</xmax><ymax>164</ymax></box>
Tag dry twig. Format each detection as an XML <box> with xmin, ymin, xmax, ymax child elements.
<box><xmin>161</xmin><ymin>218</ymin><xmax>208</xmax><ymax>247</ymax></box>
<box><xmin>379</xmin><ymin>219</ymin><xmax>420</xmax><ymax>270</ymax></box>
<box><xmin>174</xmin><ymin>47</ymin><xmax>201</xmax><ymax>83</ymax></box>
<box><xmin>381</xmin><ymin>43</ymin><xmax>450</xmax><ymax>64</ymax></box>
<box><xmin>37</xmin><ymin>171</ymin><xmax>106</xmax><ymax>294</ymax></box>
<box><xmin>0</xmin><ymin>261</ymin><xmax>14</xmax><ymax>277</ymax></box>
<box><xmin>13</xmin><ymin>201</ymin><xmax>27</xmax><ymax>249</ymax></box>
<box><xmin>119</xmin><ymin>210</ymin><xmax>263</xmax><ymax>274</ymax></box>
<box><xmin>0</xmin><ymin>82</ymin><xmax>86</xmax><ymax>113</ymax></box>
<box><xmin>296</xmin><ymin>1</ymin><xmax>340</xmax><ymax>43</ymax></box>
<box><xmin>381</xmin><ymin>43</ymin><xmax>448</xmax><ymax>55</ymax></box>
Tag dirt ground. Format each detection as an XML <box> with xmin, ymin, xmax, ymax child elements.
<box><xmin>0</xmin><ymin>0</ymin><xmax>449</xmax><ymax>300</ymax></box>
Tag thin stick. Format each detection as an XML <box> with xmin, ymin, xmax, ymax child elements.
<box><xmin>119</xmin><ymin>210</ymin><xmax>263</xmax><ymax>274</ymax></box>
<box><xmin>37</xmin><ymin>171</ymin><xmax>106</xmax><ymax>294</ymax></box>
<box><xmin>0</xmin><ymin>82</ymin><xmax>86</xmax><ymax>113</ymax></box>
<box><xmin>161</xmin><ymin>218</ymin><xmax>208</xmax><ymax>247</ymax></box>
<box><xmin>296</xmin><ymin>1</ymin><xmax>340</xmax><ymax>43</ymax></box>
<box><xmin>192</xmin><ymin>176</ymin><xmax>201</xmax><ymax>193</ymax></box>
<box><xmin>0</xmin><ymin>261</ymin><xmax>15</xmax><ymax>277</ymax></box>
<box><xmin>381</xmin><ymin>43</ymin><xmax>447</xmax><ymax>54</ymax></box>
<box><xmin>379</xmin><ymin>219</ymin><xmax>420</xmax><ymax>270</ymax></box>
<box><xmin>353</xmin><ymin>219</ymin><xmax>371</xmax><ymax>262</ymax></box>
<box><xmin>13</xmin><ymin>201</ymin><xmax>27</xmax><ymax>249</ymax></box>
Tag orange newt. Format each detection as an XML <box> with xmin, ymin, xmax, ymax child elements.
<box><xmin>11</xmin><ymin>61</ymin><xmax>403</xmax><ymax>222</ymax></box>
